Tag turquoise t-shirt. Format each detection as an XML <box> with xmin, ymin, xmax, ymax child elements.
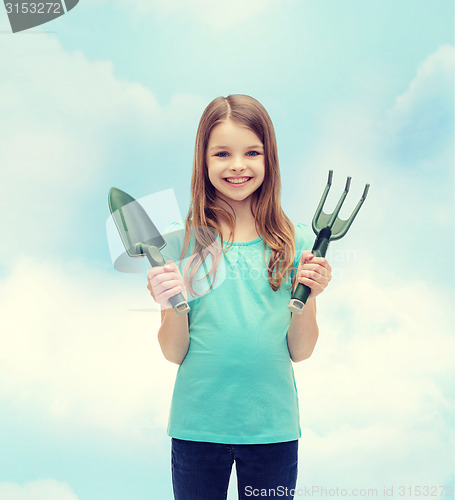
<box><xmin>160</xmin><ymin>221</ymin><xmax>314</xmax><ymax>444</ymax></box>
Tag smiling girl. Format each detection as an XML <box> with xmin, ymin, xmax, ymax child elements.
<box><xmin>147</xmin><ymin>94</ymin><xmax>332</xmax><ymax>500</ymax></box>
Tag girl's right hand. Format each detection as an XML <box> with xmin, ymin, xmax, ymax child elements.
<box><xmin>147</xmin><ymin>260</ymin><xmax>188</xmax><ymax>310</ymax></box>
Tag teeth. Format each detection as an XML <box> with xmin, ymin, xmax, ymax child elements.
<box><xmin>225</xmin><ymin>177</ymin><xmax>250</xmax><ymax>184</ymax></box>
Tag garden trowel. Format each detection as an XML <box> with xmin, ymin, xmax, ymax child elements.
<box><xmin>108</xmin><ymin>187</ymin><xmax>190</xmax><ymax>316</ymax></box>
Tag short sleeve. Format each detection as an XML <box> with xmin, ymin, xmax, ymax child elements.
<box><xmin>293</xmin><ymin>223</ymin><xmax>314</xmax><ymax>270</ymax></box>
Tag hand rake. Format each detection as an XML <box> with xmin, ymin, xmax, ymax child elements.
<box><xmin>288</xmin><ymin>170</ymin><xmax>370</xmax><ymax>314</ymax></box>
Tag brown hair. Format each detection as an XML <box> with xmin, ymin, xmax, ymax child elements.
<box><xmin>179</xmin><ymin>94</ymin><xmax>297</xmax><ymax>296</ymax></box>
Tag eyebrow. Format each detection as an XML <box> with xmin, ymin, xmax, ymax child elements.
<box><xmin>209</xmin><ymin>144</ymin><xmax>264</xmax><ymax>151</ymax></box>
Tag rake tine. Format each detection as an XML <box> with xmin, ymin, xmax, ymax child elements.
<box><xmin>326</xmin><ymin>176</ymin><xmax>351</xmax><ymax>228</ymax></box>
<box><xmin>331</xmin><ymin>183</ymin><xmax>370</xmax><ymax>240</ymax></box>
<box><xmin>289</xmin><ymin>171</ymin><xmax>370</xmax><ymax>314</ymax></box>
<box><xmin>312</xmin><ymin>170</ymin><xmax>333</xmax><ymax>234</ymax></box>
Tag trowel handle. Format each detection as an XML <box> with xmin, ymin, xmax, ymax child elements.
<box><xmin>143</xmin><ymin>245</ymin><xmax>191</xmax><ymax>316</ymax></box>
<box><xmin>288</xmin><ymin>229</ymin><xmax>331</xmax><ymax>314</ymax></box>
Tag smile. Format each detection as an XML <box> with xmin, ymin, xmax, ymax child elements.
<box><xmin>223</xmin><ymin>177</ymin><xmax>252</xmax><ymax>186</ymax></box>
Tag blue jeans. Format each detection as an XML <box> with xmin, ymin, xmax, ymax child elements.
<box><xmin>171</xmin><ymin>438</ymin><xmax>298</xmax><ymax>500</ymax></box>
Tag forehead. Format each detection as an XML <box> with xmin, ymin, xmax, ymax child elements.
<box><xmin>208</xmin><ymin>120</ymin><xmax>263</xmax><ymax>146</ymax></box>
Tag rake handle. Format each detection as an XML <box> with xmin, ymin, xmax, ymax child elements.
<box><xmin>288</xmin><ymin>229</ymin><xmax>331</xmax><ymax>314</ymax></box>
<box><xmin>143</xmin><ymin>245</ymin><xmax>191</xmax><ymax>316</ymax></box>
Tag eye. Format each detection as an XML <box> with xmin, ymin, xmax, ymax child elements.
<box><xmin>215</xmin><ymin>152</ymin><xmax>229</xmax><ymax>157</ymax></box>
<box><xmin>246</xmin><ymin>151</ymin><xmax>260</xmax><ymax>157</ymax></box>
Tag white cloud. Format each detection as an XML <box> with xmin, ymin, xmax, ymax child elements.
<box><xmin>285</xmin><ymin>46</ymin><xmax>454</xmax><ymax>492</ymax></box>
<box><xmin>290</xmin><ymin>45</ymin><xmax>453</xmax><ymax>289</ymax></box>
<box><xmin>390</xmin><ymin>44</ymin><xmax>454</xmax><ymax>121</ymax></box>
<box><xmin>0</xmin><ymin>480</ymin><xmax>78</xmax><ymax>500</ymax></box>
<box><xmin>384</xmin><ymin>44</ymin><xmax>454</xmax><ymax>164</ymax></box>
<box><xmin>0</xmin><ymin>33</ymin><xmax>205</xmax><ymax>265</ymax></box>
<box><xmin>299</xmin><ymin>45</ymin><xmax>454</xmax><ymax>174</ymax></box>
<box><xmin>0</xmin><ymin>256</ymin><xmax>177</xmax><ymax>438</ymax></box>
<box><xmin>0</xmin><ymin>252</ymin><xmax>452</xmax><ymax>491</ymax></box>
<box><xmin>293</xmin><ymin>268</ymin><xmax>453</xmax><ymax>492</ymax></box>
<box><xmin>1</xmin><ymin>37</ymin><xmax>453</xmax><ymax>478</ymax></box>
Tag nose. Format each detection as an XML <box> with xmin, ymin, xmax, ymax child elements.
<box><xmin>230</xmin><ymin>155</ymin><xmax>246</xmax><ymax>172</ymax></box>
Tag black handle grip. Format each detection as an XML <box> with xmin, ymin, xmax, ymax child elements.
<box><xmin>288</xmin><ymin>228</ymin><xmax>331</xmax><ymax>314</ymax></box>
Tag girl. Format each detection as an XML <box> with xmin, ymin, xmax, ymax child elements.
<box><xmin>147</xmin><ymin>94</ymin><xmax>332</xmax><ymax>500</ymax></box>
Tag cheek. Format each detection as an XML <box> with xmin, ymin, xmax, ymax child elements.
<box><xmin>257</xmin><ymin>165</ymin><xmax>266</xmax><ymax>184</ymax></box>
<box><xmin>206</xmin><ymin>164</ymin><xmax>218</xmax><ymax>187</ymax></box>
<box><xmin>207</xmin><ymin>159</ymin><xmax>224</xmax><ymax>176</ymax></box>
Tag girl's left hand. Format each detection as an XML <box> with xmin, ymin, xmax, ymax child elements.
<box><xmin>294</xmin><ymin>250</ymin><xmax>332</xmax><ymax>299</ymax></box>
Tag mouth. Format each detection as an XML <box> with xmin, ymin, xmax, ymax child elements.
<box><xmin>222</xmin><ymin>177</ymin><xmax>252</xmax><ymax>186</ymax></box>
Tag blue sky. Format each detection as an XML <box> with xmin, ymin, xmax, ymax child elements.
<box><xmin>0</xmin><ymin>1</ymin><xmax>453</xmax><ymax>499</ymax></box>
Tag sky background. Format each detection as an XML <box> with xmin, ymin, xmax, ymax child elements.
<box><xmin>0</xmin><ymin>1</ymin><xmax>454</xmax><ymax>499</ymax></box>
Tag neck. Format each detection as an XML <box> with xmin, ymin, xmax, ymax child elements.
<box><xmin>216</xmin><ymin>195</ymin><xmax>257</xmax><ymax>226</ymax></box>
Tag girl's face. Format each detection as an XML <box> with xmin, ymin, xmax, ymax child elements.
<box><xmin>205</xmin><ymin>119</ymin><xmax>265</xmax><ymax>209</ymax></box>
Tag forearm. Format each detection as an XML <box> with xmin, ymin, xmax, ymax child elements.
<box><xmin>287</xmin><ymin>297</ymin><xmax>319</xmax><ymax>362</ymax></box>
<box><xmin>158</xmin><ymin>309</ymin><xmax>190</xmax><ymax>365</ymax></box>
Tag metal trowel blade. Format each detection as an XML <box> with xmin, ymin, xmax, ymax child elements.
<box><xmin>108</xmin><ymin>187</ymin><xmax>166</xmax><ymax>258</ymax></box>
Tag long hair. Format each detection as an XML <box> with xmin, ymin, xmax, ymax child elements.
<box><xmin>179</xmin><ymin>94</ymin><xmax>297</xmax><ymax>296</ymax></box>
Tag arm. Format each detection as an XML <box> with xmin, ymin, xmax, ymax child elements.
<box><xmin>147</xmin><ymin>261</ymin><xmax>190</xmax><ymax>365</ymax></box>
<box><xmin>158</xmin><ymin>309</ymin><xmax>190</xmax><ymax>365</ymax></box>
<box><xmin>287</xmin><ymin>298</ymin><xmax>319</xmax><ymax>363</ymax></box>
<box><xmin>287</xmin><ymin>250</ymin><xmax>331</xmax><ymax>363</ymax></box>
